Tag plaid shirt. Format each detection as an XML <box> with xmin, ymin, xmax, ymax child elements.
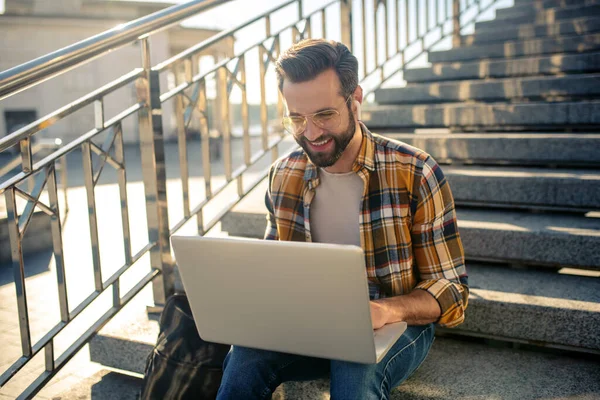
<box><xmin>264</xmin><ymin>123</ymin><xmax>468</xmax><ymax>327</ymax></box>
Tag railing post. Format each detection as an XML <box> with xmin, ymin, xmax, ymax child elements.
<box><xmin>137</xmin><ymin>38</ymin><xmax>175</xmax><ymax>308</ymax></box>
<box><xmin>340</xmin><ymin>0</ymin><xmax>353</xmax><ymax>51</ymax></box>
<box><xmin>452</xmin><ymin>0</ymin><xmax>461</xmax><ymax>47</ymax></box>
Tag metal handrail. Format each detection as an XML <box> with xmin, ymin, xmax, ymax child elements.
<box><xmin>0</xmin><ymin>139</ymin><xmax>61</xmax><ymax>178</ymax></box>
<box><xmin>0</xmin><ymin>138</ymin><xmax>69</xmax><ymax>215</ymax></box>
<box><xmin>0</xmin><ymin>0</ymin><xmax>231</xmax><ymax>101</ymax></box>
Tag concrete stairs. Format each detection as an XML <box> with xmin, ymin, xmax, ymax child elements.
<box><xmin>363</xmin><ymin>0</ymin><xmax>600</xmax><ymax>356</ymax></box>
<box><xmin>90</xmin><ymin>1</ymin><xmax>600</xmax><ymax>398</ymax></box>
<box><xmin>376</xmin><ymin>75</ymin><xmax>600</xmax><ymax>103</ymax></box>
<box><xmin>494</xmin><ymin>4</ymin><xmax>600</xmax><ymax>24</ymax></box>
<box><xmin>404</xmin><ymin>52</ymin><xmax>600</xmax><ymax>82</ymax></box>
<box><xmin>464</xmin><ymin>16</ymin><xmax>600</xmax><ymax>44</ymax></box>
<box><xmin>428</xmin><ymin>33</ymin><xmax>600</xmax><ymax>62</ymax></box>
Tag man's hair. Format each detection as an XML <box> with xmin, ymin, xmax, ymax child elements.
<box><xmin>275</xmin><ymin>39</ymin><xmax>358</xmax><ymax>98</ymax></box>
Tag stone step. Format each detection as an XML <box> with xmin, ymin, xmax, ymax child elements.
<box><xmin>222</xmin><ymin>182</ymin><xmax>600</xmax><ymax>269</ymax></box>
<box><xmin>494</xmin><ymin>4</ymin><xmax>600</xmax><ymax>25</ymax></box>
<box><xmin>46</xmin><ymin>370</ymin><xmax>143</xmax><ymax>400</ymax></box>
<box><xmin>477</xmin><ymin>5</ymin><xmax>600</xmax><ymax>29</ymax></box>
<box><xmin>464</xmin><ymin>17</ymin><xmax>600</xmax><ymax>44</ymax></box>
<box><xmin>362</xmin><ymin>100</ymin><xmax>600</xmax><ymax>131</ymax></box>
<box><xmin>515</xmin><ymin>0</ymin><xmax>599</xmax><ymax>8</ymax></box>
<box><xmin>448</xmin><ymin>165</ymin><xmax>600</xmax><ymax>212</ymax></box>
<box><xmin>404</xmin><ymin>52</ymin><xmax>600</xmax><ymax>83</ymax></box>
<box><xmin>450</xmin><ymin>208</ymin><xmax>600</xmax><ymax>270</ymax></box>
<box><xmin>506</xmin><ymin>0</ymin><xmax>600</xmax><ymax>14</ymax></box>
<box><xmin>375</xmin><ymin>74</ymin><xmax>600</xmax><ymax>104</ymax></box>
<box><xmin>89</xmin><ymin>309</ymin><xmax>600</xmax><ymax>399</ymax></box>
<box><xmin>382</xmin><ymin>133</ymin><xmax>600</xmax><ymax>167</ymax></box>
<box><xmin>275</xmin><ymin>336</ymin><xmax>600</xmax><ymax>399</ymax></box>
<box><xmin>454</xmin><ymin>263</ymin><xmax>600</xmax><ymax>353</ymax></box>
<box><xmin>89</xmin><ymin>271</ymin><xmax>600</xmax><ymax>398</ymax></box>
<box><xmin>429</xmin><ymin>33</ymin><xmax>600</xmax><ymax>63</ymax></box>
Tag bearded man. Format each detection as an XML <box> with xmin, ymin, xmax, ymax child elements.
<box><xmin>216</xmin><ymin>38</ymin><xmax>468</xmax><ymax>400</ymax></box>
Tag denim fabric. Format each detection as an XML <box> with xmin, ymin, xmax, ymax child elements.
<box><xmin>216</xmin><ymin>324</ymin><xmax>435</xmax><ymax>400</ymax></box>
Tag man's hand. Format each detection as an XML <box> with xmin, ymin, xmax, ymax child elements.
<box><xmin>369</xmin><ymin>290</ymin><xmax>442</xmax><ymax>329</ymax></box>
<box><xmin>369</xmin><ymin>300</ymin><xmax>389</xmax><ymax>330</ymax></box>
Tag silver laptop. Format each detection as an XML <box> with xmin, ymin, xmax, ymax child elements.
<box><xmin>171</xmin><ymin>235</ymin><xmax>407</xmax><ymax>364</ymax></box>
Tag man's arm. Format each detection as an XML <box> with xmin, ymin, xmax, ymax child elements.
<box><xmin>372</xmin><ymin>155</ymin><xmax>468</xmax><ymax>329</ymax></box>
<box><xmin>264</xmin><ymin>163</ymin><xmax>279</xmax><ymax>241</ymax></box>
<box><xmin>370</xmin><ymin>289</ymin><xmax>440</xmax><ymax>329</ymax></box>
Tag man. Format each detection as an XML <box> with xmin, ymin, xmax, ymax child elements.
<box><xmin>216</xmin><ymin>39</ymin><xmax>468</xmax><ymax>399</ymax></box>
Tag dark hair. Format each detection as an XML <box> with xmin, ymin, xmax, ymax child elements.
<box><xmin>275</xmin><ymin>39</ymin><xmax>358</xmax><ymax>98</ymax></box>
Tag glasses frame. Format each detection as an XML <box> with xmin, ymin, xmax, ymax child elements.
<box><xmin>282</xmin><ymin>94</ymin><xmax>353</xmax><ymax>135</ymax></box>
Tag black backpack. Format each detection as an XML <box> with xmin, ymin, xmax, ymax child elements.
<box><xmin>140</xmin><ymin>293</ymin><xmax>231</xmax><ymax>400</ymax></box>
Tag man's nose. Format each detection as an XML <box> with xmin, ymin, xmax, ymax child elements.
<box><xmin>303</xmin><ymin>119</ymin><xmax>324</xmax><ymax>141</ymax></box>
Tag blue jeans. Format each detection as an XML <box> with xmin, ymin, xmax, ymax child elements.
<box><xmin>216</xmin><ymin>324</ymin><xmax>435</xmax><ymax>400</ymax></box>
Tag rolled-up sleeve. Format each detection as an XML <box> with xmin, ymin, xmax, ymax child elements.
<box><xmin>411</xmin><ymin>156</ymin><xmax>469</xmax><ymax>328</ymax></box>
<box><xmin>264</xmin><ymin>164</ymin><xmax>279</xmax><ymax>241</ymax></box>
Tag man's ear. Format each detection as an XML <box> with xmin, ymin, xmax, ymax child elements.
<box><xmin>353</xmin><ymin>85</ymin><xmax>363</xmax><ymax>120</ymax></box>
<box><xmin>353</xmin><ymin>100</ymin><xmax>362</xmax><ymax>121</ymax></box>
<box><xmin>353</xmin><ymin>85</ymin><xmax>364</xmax><ymax>105</ymax></box>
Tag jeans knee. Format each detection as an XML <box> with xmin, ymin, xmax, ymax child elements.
<box><xmin>329</xmin><ymin>362</ymin><xmax>382</xmax><ymax>400</ymax></box>
<box><xmin>218</xmin><ymin>347</ymin><xmax>280</xmax><ymax>400</ymax></box>
<box><xmin>329</xmin><ymin>324</ymin><xmax>435</xmax><ymax>400</ymax></box>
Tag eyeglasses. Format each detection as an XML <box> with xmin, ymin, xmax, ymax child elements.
<box><xmin>282</xmin><ymin>95</ymin><xmax>353</xmax><ymax>135</ymax></box>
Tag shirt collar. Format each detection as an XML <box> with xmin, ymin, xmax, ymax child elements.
<box><xmin>303</xmin><ymin>122</ymin><xmax>375</xmax><ymax>182</ymax></box>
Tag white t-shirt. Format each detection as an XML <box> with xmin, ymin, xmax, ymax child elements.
<box><xmin>310</xmin><ymin>168</ymin><xmax>364</xmax><ymax>246</ymax></box>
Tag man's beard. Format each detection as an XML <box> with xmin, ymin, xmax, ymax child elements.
<box><xmin>296</xmin><ymin>109</ymin><xmax>356</xmax><ymax>168</ymax></box>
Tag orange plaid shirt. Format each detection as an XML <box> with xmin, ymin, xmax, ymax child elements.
<box><xmin>264</xmin><ymin>123</ymin><xmax>468</xmax><ymax>327</ymax></box>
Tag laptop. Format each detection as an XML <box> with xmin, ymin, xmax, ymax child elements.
<box><xmin>171</xmin><ymin>235</ymin><xmax>407</xmax><ymax>364</ymax></box>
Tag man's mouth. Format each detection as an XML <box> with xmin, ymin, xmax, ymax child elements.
<box><xmin>307</xmin><ymin>137</ymin><xmax>333</xmax><ymax>150</ymax></box>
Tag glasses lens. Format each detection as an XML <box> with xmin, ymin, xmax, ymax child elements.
<box><xmin>312</xmin><ymin>110</ymin><xmax>340</xmax><ymax>130</ymax></box>
<box><xmin>282</xmin><ymin>116</ymin><xmax>306</xmax><ymax>134</ymax></box>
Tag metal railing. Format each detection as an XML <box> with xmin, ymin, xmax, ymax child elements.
<box><xmin>0</xmin><ymin>138</ymin><xmax>68</xmax><ymax>216</ymax></box>
<box><xmin>0</xmin><ymin>0</ymin><xmax>502</xmax><ymax>397</ymax></box>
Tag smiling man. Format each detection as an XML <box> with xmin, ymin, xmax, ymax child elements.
<box><xmin>216</xmin><ymin>39</ymin><xmax>469</xmax><ymax>399</ymax></box>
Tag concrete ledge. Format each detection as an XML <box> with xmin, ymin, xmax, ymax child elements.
<box><xmin>458</xmin><ymin>208</ymin><xmax>600</xmax><ymax>269</ymax></box>
<box><xmin>361</xmin><ymin>100</ymin><xmax>600</xmax><ymax>129</ymax></box>
<box><xmin>501</xmin><ymin>0</ymin><xmax>599</xmax><ymax>15</ymax></box>
<box><xmin>383</xmin><ymin>133</ymin><xmax>600</xmax><ymax>166</ymax></box>
<box><xmin>456</xmin><ymin>263</ymin><xmax>600</xmax><ymax>352</ymax></box>
<box><xmin>515</xmin><ymin>0</ymin><xmax>599</xmax><ymax>8</ymax></box>
<box><xmin>443</xmin><ymin>165</ymin><xmax>600</xmax><ymax>211</ymax></box>
<box><xmin>50</xmin><ymin>370</ymin><xmax>143</xmax><ymax>400</ymax></box>
<box><xmin>89</xmin><ymin>278</ymin><xmax>600</xmax><ymax>398</ymax></box>
<box><xmin>404</xmin><ymin>52</ymin><xmax>600</xmax><ymax>83</ymax></box>
<box><xmin>275</xmin><ymin>337</ymin><xmax>600</xmax><ymax>400</ymax></box>
<box><xmin>375</xmin><ymin>74</ymin><xmax>600</xmax><ymax>104</ymax></box>
<box><xmin>90</xmin><ymin>329</ymin><xmax>600</xmax><ymax>399</ymax></box>
<box><xmin>494</xmin><ymin>4</ymin><xmax>600</xmax><ymax>25</ymax></box>
<box><xmin>428</xmin><ymin>33</ymin><xmax>600</xmax><ymax>63</ymax></box>
<box><xmin>466</xmin><ymin>17</ymin><xmax>600</xmax><ymax>44</ymax></box>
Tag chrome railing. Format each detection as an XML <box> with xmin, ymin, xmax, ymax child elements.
<box><xmin>0</xmin><ymin>139</ymin><xmax>68</xmax><ymax>216</ymax></box>
<box><xmin>0</xmin><ymin>0</ymin><xmax>503</xmax><ymax>397</ymax></box>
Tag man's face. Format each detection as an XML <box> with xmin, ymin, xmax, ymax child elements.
<box><xmin>282</xmin><ymin>69</ymin><xmax>356</xmax><ymax>168</ymax></box>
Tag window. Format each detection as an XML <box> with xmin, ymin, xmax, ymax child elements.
<box><xmin>4</xmin><ymin>110</ymin><xmax>38</xmax><ymax>153</ymax></box>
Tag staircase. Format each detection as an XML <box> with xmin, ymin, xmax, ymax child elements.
<box><xmin>90</xmin><ymin>0</ymin><xmax>600</xmax><ymax>398</ymax></box>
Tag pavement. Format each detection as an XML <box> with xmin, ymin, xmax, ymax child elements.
<box><xmin>0</xmin><ymin>136</ymin><xmax>297</xmax><ymax>399</ymax></box>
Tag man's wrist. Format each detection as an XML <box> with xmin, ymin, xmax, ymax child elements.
<box><xmin>376</xmin><ymin>297</ymin><xmax>405</xmax><ymax>324</ymax></box>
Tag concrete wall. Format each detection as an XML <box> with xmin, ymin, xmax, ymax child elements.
<box><xmin>0</xmin><ymin>16</ymin><xmax>181</xmax><ymax>144</ymax></box>
<box><xmin>0</xmin><ymin>14</ymin><xmax>229</xmax><ymax>146</ymax></box>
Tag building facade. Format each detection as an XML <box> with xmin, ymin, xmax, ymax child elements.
<box><xmin>0</xmin><ymin>0</ymin><xmax>234</xmax><ymax>144</ymax></box>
